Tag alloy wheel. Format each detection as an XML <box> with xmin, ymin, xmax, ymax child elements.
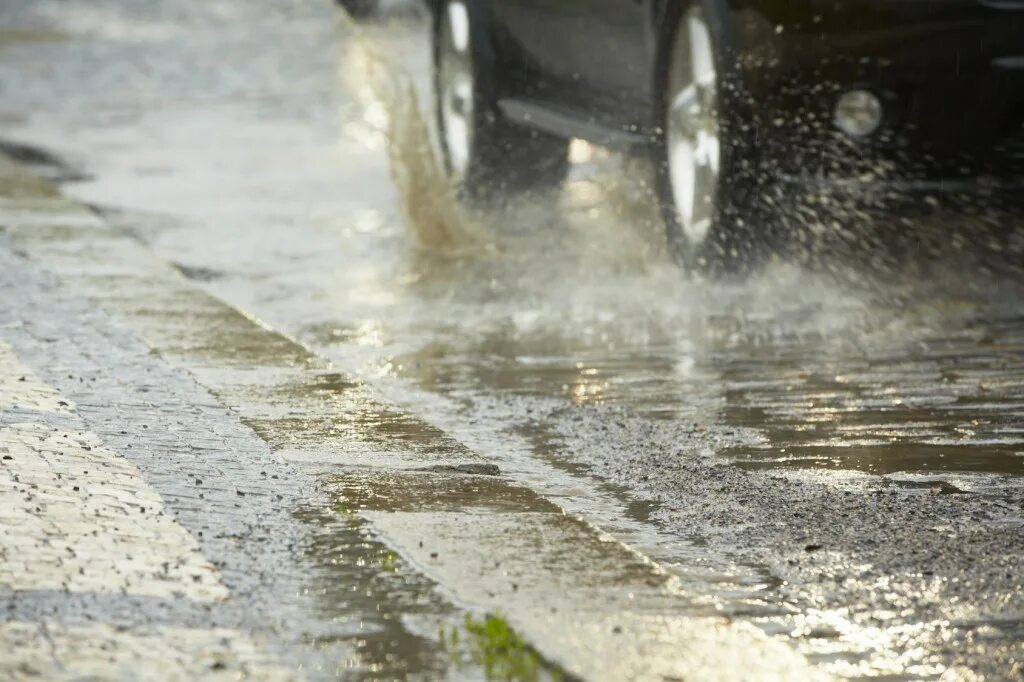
<box><xmin>666</xmin><ymin>7</ymin><xmax>721</xmax><ymax>246</ymax></box>
<box><xmin>437</xmin><ymin>0</ymin><xmax>474</xmax><ymax>181</ymax></box>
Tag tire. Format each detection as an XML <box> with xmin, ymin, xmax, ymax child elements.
<box><xmin>432</xmin><ymin>0</ymin><xmax>568</xmax><ymax>201</ymax></box>
<box><xmin>654</xmin><ymin>1</ymin><xmax>766</xmax><ymax>274</ymax></box>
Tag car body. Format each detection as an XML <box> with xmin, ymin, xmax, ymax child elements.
<box><xmin>487</xmin><ymin>1</ymin><xmax>1023</xmax><ymax>176</ymax></box>
<box><xmin>430</xmin><ymin>1</ymin><xmax>1024</xmax><ymax>270</ymax></box>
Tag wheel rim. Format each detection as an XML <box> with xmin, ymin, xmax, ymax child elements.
<box><xmin>438</xmin><ymin>1</ymin><xmax>474</xmax><ymax>181</ymax></box>
<box><xmin>666</xmin><ymin>8</ymin><xmax>720</xmax><ymax>246</ymax></box>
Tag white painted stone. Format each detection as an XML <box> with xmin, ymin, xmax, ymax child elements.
<box><xmin>0</xmin><ymin>340</ymin><xmax>74</xmax><ymax>413</ymax></box>
<box><xmin>0</xmin><ymin>622</ymin><xmax>295</xmax><ymax>681</ymax></box>
<box><xmin>0</xmin><ymin>422</ymin><xmax>228</xmax><ymax>602</ymax></box>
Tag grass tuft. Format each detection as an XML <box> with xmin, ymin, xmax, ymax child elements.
<box><xmin>441</xmin><ymin>612</ymin><xmax>563</xmax><ymax>681</ymax></box>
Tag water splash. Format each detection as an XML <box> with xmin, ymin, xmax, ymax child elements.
<box><xmin>564</xmin><ymin>146</ymin><xmax>669</xmax><ymax>271</ymax></box>
<box><xmin>336</xmin><ymin>13</ymin><xmax>493</xmax><ymax>256</ymax></box>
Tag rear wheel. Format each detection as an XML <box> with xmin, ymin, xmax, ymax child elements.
<box><xmin>656</xmin><ymin>4</ymin><xmax>764</xmax><ymax>273</ymax></box>
<box><xmin>433</xmin><ymin>0</ymin><xmax>568</xmax><ymax>201</ymax></box>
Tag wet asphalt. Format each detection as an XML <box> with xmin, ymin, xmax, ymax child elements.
<box><xmin>2</xmin><ymin>0</ymin><xmax>1023</xmax><ymax>678</ymax></box>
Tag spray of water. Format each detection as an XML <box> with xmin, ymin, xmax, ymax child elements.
<box><xmin>336</xmin><ymin>12</ymin><xmax>493</xmax><ymax>256</ymax></box>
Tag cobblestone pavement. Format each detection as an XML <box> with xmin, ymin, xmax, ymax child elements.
<box><xmin>0</xmin><ymin>336</ymin><xmax>288</xmax><ymax>679</ymax></box>
<box><xmin>0</xmin><ymin>164</ymin><xmax>327</xmax><ymax>676</ymax></box>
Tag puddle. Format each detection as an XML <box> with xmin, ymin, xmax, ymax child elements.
<box><xmin>300</xmin><ymin>483</ymin><xmax>566</xmax><ymax>680</ymax></box>
<box><xmin>326</xmin><ymin>471</ymin><xmax>561</xmax><ymax>514</ymax></box>
<box><xmin>235</xmin><ymin>371</ymin><xmax>477</xmax><ymax>463</ymax></box>
<box><xmin>293</xmin><ymin>500</ymin><xmax>464</xmax><ymax>679</ymax></box>
<box><xmin>878</xmin><ymin>478</ymin><xmax>967</xmax><ymax>494</ymax></box>
<box><xmin>246</xmin><ymin>410</ymin><xmax>466</xmax><ymax>458</ymax></box>
<box><xmin>716</xmin><ymin>313</ymin><xmax>1024</xmax><ymax>476</ymax></box>
<box><xmin>377</xmin><ymin>263</ymin><xmax>1024</xmax><ymax>476</ymax></box>
<box><xmin>113</xmin><ymin>285</ymin><xmax>320</xmax><ymax>369</ymax></box>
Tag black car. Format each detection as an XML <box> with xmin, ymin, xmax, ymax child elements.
<box><xmin>429</xmin><ymin>1</ymin><xmax>1024</xmax><ymax>270</ymax></box>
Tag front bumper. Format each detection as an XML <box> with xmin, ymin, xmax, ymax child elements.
<box><xmin>732</xmin><ymin>0</ymin><xmax>1024</xmax><ymax>177</ymax></box>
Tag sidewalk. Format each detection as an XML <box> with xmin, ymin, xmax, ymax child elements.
<box><xmin>0</xmin><ymin>157</ymin><xmax>307</xmax><ymax>678</ymax></box>
<box><xmin>0</xmin><ymin>338</ymin><xmax>291</xmax><ymax>679</ymax></box>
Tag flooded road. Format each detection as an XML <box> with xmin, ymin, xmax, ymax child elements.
<box><xmin>2</xmin><ymin>0</ymin><xmax>1023</xmax><ymax>678</ymax></box>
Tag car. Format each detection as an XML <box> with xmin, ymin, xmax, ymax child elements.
<box><xmin>428</xmin><ymin>0</ymin><xmax>1024</xmax><ymax>271</ymax></box>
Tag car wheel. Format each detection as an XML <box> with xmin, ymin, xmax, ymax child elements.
<box><xmin>433</xmin><ymin>0</ymin><xmax>568</xmax><ymax>201</ymax></box>
<box><xmin>656</xmin><ymin>3</ymin><xmax>763</xmax><ymax>273</ymax></box>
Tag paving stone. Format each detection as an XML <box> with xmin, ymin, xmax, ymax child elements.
<box><xmin>0</xmin><ymin>621</ymin><xmax>295</xmax><ymax>681</ymax></box>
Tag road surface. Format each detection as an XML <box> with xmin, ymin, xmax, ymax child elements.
<box><xmin>1</xmin><ymin>0</ymin><xmax>1022</xmax><ymax>679</ymax></box>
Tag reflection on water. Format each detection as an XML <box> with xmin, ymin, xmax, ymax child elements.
<box><xmin>217</xmin><ymin>366</ymin><xmax>480</xmax><ymax>468</ymax></box>
<box><xmin>715</xmin><ymin>308</ymin><xmax>1024</xmax><ymax>475</ymax></box>
<box><xmin>428</xmin><ymin>329</ymin><xmax>1020</xmax><ymax>475</ymax></box>
<box><xmin>293</xmin><ymin>500</ymin><xmax>458</xmax><ymax>678</ymax></box>
<box><xmin>376</xmin><ymin>258</ymin><xmax>1024</xmax><ymax>476</ymax></box>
